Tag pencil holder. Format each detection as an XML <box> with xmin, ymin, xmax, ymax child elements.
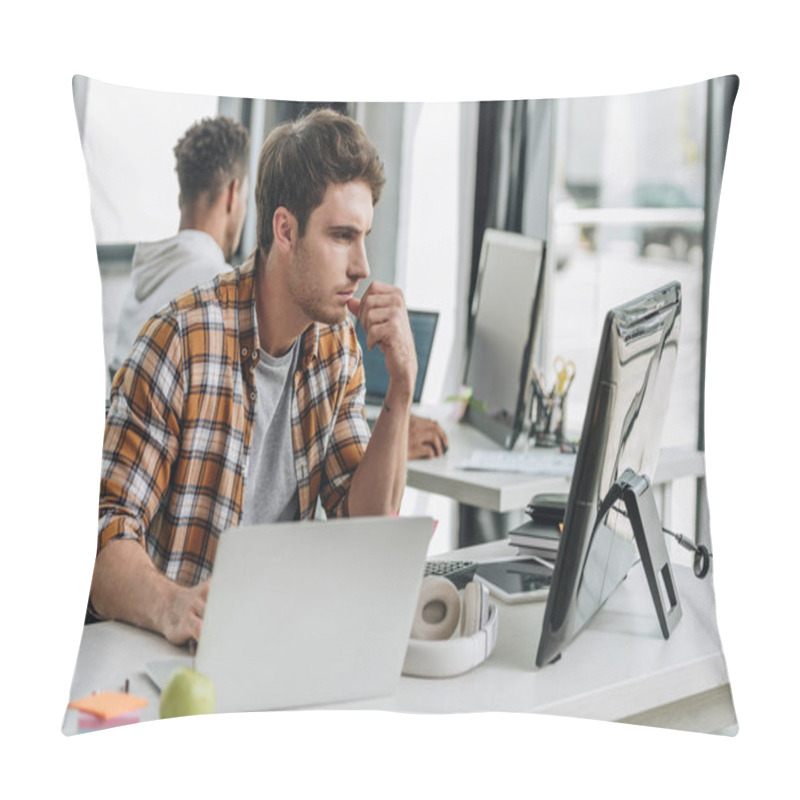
<box><xmin>527</xmin><ymin>378</ymin><xmax>568</xmax><ymax>448</ymax></box>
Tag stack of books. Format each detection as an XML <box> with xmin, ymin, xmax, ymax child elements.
<box><xmin>508</xmin><ymin>492</ymin><xmax>568</xmax><ymax>561</ymax></box>
<box><xmin>508</xmin><ymin>519</ymin><xmax>561</xmax><ymax>561</ymax></box>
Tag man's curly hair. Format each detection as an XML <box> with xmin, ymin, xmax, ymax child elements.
<box><xmin>174</xmin><ymin>116</ymin><xmax>250</xmax><ymax>206</ymax></box>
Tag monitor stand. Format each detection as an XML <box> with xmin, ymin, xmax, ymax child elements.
<box><xmin>601</xmin><ymin>469</ymin><xmax>683</xmax><ymax>639</ymax></box>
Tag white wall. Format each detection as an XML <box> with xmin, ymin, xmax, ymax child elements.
<box><xmin>395</xmin><ymin>102</ymin><xmax>474</xmax><ymax>554</ymax></box>
<box><xmin>81</xmin><ymin>79</ymin><xmax>217</xmax><ymax>244</ymax></box>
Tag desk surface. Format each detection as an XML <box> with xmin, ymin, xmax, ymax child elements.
<box><xmin>63</xmin><ymin>538</ymin><xmax>734</xmax><ymax>735</ymax></box>
<box><xmin>406</xmin><ymin>421</ymin><xmax>706</xmax><ymax>513</ymax></box>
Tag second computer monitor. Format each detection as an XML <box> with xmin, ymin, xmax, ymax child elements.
<box><xmin>464</xmin><ymin>229</ymin><xmax>546</xmax><ymax>449</ymax></box>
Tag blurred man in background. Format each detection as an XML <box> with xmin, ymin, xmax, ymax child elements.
<box><xmin>109</xmin><ymin>116</ymin><xmax>250</xmax><ymax>376</ymax></box>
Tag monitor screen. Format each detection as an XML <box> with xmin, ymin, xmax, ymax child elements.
<box><xmin>356</xmin><ymin>309</ymin><xmax>439</xmax><ymax>405</ymax></box>
<box><xmin>463</xmin><ymin>229</ymin><xmax>546</xmax><ymax>449</ymax></box>
<box><xmin>536</xmin><ymin>281</ymin><xmax>682</xmax><ymax>667</ymax></box>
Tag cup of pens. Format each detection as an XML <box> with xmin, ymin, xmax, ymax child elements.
<box><xmin>528</xmin><ymin>357</ymin><xmax>575</xmax><ymax>447</ymax></box>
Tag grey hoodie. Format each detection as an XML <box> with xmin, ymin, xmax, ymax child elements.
<box><xmin>110</xmin><ymin>230</ymin><xmax>228</xmax><ymax>375</ymax></box>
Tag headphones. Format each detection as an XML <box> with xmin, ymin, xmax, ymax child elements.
<box><xmin>402</xmin><ymin>575</ymin><xmax>499</xmax><ymax>678</ymax></box>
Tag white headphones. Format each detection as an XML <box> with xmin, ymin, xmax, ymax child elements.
<box><xmin>402</xmin><ymin>575</ymin><xmax>499</xmax><ymax>678</ymax></box>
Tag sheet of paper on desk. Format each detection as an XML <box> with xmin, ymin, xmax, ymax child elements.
<box><xmin>459</xmin><ymin>449</ymin><xmax>576</xmax><ymax>477</ymax></box>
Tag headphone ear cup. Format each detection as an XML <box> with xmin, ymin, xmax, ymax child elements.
<box><xmin>460</xmin><ymin>580</ymin><xmax>486</xmax><ymax>637</ymax></box>
<box><xmin>411</xmin><ymin>576</ymin><xmax>461</xmax><ymax>641</ymax></box>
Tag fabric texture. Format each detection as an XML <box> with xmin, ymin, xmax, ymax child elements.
<box><xmin>110</xmin><ymin>230</ymin><xmax>228</xmax><ymax>374</ymax></box>
<box><xmin>99</xmin><ymin>251</ymin><xmax>371</xmax><ymax>587</ymax></box>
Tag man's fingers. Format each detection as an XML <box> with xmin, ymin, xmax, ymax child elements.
<box><xmin>428</xmin><ymin>432</ymin><xmax>445</xmax><ymax>457</ymax></box>
<box><xmin>361</xmin><ymin>288</ymin><xmax>403</xmax><ymax>309</ymax></box>
<box><xmin>416</xmin><ymin>419</ymin><xmax>448</xmax><ymax>445</ymax></box>
<box><xmin>348</xmin><ymin>280</ymin><xmax>384</xmax><ymax>322</ymax></box>
<box><xmin>193</xmin><ymin>595</ymin><xmax>207</xmax><ymax>620</ymax></box>
<box><xmin>408</xmin><ymin>441</ymin><xmax>435</xmax><ymax>460</ymax></box>
<box><xmin>407</xmin><ymin>416</ymin><xmax>449</xmax><ymax>460</ymax></box>
<box><xmin>358</xmin><ymin>285</ymin><xmax>405</xmax><ymax>319</ymax></box>
<box><xmin>192</xmin><ymin>581</ymin><xmax>209</xmax><ymax>618</ymax></box>
<box><xmin>347</xmin><ymin>296</ymin><xmax>362</xmax><ymax>317</ymax></box>
<box><xmin>191</xmin><ymin>612</ymin><xmax>203</xmax><ymax>644</ymax></box>
<box><xmin>416</xmin><ymin>425</ymin><xmax>443</xmax><ymax>456</ymax></box>
<box><xmin>165</xmin><ymin>581</ymin><xmax>209</xmax><ymax>646</ymax></box>
<box><xmin>365</xmin><ymin>318</ymin><xmax>403</xmax><ymax>351</ymax></box>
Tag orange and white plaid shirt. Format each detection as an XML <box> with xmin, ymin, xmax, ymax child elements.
<box><xmin>98</xmin><ymin>253</ymin><xmax>370</xmax><ymax>587</ymax></box>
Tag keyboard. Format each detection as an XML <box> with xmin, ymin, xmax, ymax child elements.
<box><xmin>459</xmin><ymin>449</ymin><xmax>576</xmax><ymax>477</ymax></box>
<box><xmin>424</xmin><ymin>559</ymin><xmax>478</xmax><ymax>589</ymax></box>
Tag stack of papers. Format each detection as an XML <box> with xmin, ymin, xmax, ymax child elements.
<box><xmin>459</xmin><ymin>449</ymin><xmax>576</xmax><ymax>477</ymax></box>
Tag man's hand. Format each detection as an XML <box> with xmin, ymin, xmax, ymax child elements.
<box><xmin>346</xmin><ymin>282</ymin><xmax>419</xmax><ymax>516</ymax></box>
<box><xmin>91</xmin><ymin>539</ymin><xmax>211</xmax><ymax>647</ymax></box>
<box><xmin>408</xmin><ymin>415</ymin><xmax>449</xmax><ymax>460</ymax></box>
<box><xmin>348</xmin><ymin>282</ymin><xmax>417</xmax><ymax>405</ymax></box>
<box><xmin>159</xmin><ymin>579</ymin><xmax>210</xmax><ymax>647</ymax></box>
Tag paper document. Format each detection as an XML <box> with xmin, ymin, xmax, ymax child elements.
<box><xmin>459</xmin><ymin>449</ymin><xmax>576</xmax><ymax>477</ymax></box>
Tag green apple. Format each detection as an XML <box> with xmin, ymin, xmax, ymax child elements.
<box><xmin>160</xmin><ymin>667</ymin><xmax>215</xmax><ymax>719</ymax></box>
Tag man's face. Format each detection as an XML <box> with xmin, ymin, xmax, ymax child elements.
<box><xmin>287</xmin><ymin>180</ymin><xmax>373</xmax><ymax>326</ymax></box>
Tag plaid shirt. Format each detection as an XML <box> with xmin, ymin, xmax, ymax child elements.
<box><xmin>98</xmin><ymin>253</ymin><xmax>370</xmax><ymax>587</ymax></box>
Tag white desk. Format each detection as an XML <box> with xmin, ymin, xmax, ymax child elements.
<box><xmin>406</xmin><ymin>421</ymin><xmax>706</xmax><ymax>514</ymax></box>
<box><xmin>62</xmin><ymin>539</ymin><xmax>735</xmax><ymax>735</ymax></box>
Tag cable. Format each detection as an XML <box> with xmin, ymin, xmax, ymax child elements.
<box><xmin>609</xmin><ymin>504</ymin><xmax>711</xmax><ymax>579</ymax></box>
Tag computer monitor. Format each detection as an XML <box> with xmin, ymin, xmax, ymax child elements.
<box><xmin>536</xmin><ymin>281</ymin><xmax>682</xmax><ymax>667</ymax></box>
<box><xmin>464</xmin><ymin>229</ymin><xmax>546</xmax><ymax>449</ymax></box>
<box><xmin>356</xmin><ymin>309</ymin><xmax>439</xmax><ymax>406</ymax></box>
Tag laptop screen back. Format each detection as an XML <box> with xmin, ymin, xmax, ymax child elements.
<box><xmin>193</xmin><ymin>516</ymin><xmax>434</xmax><ymax>713</ymax></box>
<box><xmin>356</xmin><ymin>309</ymin><xmax>439</xmax><ymax>404</ymax></box>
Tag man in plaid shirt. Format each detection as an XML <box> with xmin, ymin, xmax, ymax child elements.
<box><xmin>91</xmin><ymin>109</ymin><xmax>418</xmax><ymax>645</ymax></box>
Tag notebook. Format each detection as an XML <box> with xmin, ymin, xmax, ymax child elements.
<box><xmin>357</xmin><ymin>309</ymin><xmax>439</xmax><ymax>418</ymax></box>
<box><xmin>147</xmin><ymin>516</ymin><xmax>433</xmax><ymax>713</ymax></box>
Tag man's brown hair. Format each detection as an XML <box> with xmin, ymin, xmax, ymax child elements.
<box><xmin>174</xmin><ymin>116</ymin><xmax>250</xmax><ymax>207</ymax></box>
<box><xmin>256</xmin><ymin>108</ymin><xmax>385</xmax><ymax>252</ymax></box>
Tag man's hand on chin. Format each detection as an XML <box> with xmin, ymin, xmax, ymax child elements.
<box><xmin>347</xmin><ymin>282</ymin><xmax>417</xmax><ymax>403</ymax></box>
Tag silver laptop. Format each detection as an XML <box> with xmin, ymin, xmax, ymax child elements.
<box><xmin>148</xmin><ymin>516</ymin><xmax>433</xmax><ymax>713</ymax></box>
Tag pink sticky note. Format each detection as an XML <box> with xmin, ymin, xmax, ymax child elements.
<box><xmin>77</xmin><ymin>710</ymin><xmax>141</xmax><ymax>732</ymax></box>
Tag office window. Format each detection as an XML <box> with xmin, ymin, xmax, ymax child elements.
<box><xmin>543</xmin><ymin>85</ymin><xmax>708</xmax><ymax>547</ymax></box>
<box><xmin>80</xmin><ymin>79</ymin><xmax>218</xmax><ymax>245</ymax></box>
<box><xmin>546</xmin><ymin>84</ymin><xmax>707</xmax><ymax>453</ymax></box>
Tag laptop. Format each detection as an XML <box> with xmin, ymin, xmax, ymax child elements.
<box><xmin>357</xmin><ymin>309</ymin><xmax>439</xmax><ymax>420</ymax></box>
<box><xmin>147</xmin><ymin>516</ymin><xmax>433</xmax><ymax>713</ymax></box>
